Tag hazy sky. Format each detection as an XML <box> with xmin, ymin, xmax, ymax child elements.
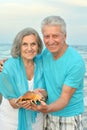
<box><xmin>0</xmin><ymin>0</ymin><xmax>87</xmax><ymax>45</ymax></box>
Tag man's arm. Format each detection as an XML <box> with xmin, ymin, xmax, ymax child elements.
<box><xmin>46</xmin><ymin>85</ymin><xmax>76</xmax><ymax>112</ymax></box>
<box><xmin>0</xmin><ymin>58</ymin><xmax>8</xmax><ymax>72</ymax></box>
<box><xmin>31</xmin><ymin>85</ymin><xmax>76</xmax><ymax>113</ymax></box>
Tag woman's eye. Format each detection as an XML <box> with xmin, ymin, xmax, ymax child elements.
<box><xmin>22</xmin><ymin>43</ymin><xmax>28</xmax><ymax>46</ymax></box>
<box><xmin>31</xmin><ymin>42</ymin><xmax>37</xmax><ymax>46</ymax></box>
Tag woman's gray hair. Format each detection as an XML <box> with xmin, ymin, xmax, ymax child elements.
<box><xmin>41</xmin><ymin>16</ymin><xmax>66</xmax><ymax>35</ymax></box>
<box><xmin>11</xmin><ymin>27</ymin><xmax>43</xmax><ymax>57</ymax></box>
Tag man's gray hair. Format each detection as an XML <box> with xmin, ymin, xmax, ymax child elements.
<box><xmin>11</xmin><ymin>27</ymin><xmax>43</xmax><ymax>57</ymax></box>
<box><xmin>41</xmin><ymin>16</ymin><xmax>66</xmax><ymax>35</ymax></box>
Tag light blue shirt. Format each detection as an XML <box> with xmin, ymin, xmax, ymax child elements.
<box><xmin>42</xmin><ymin>46</ymin><xmax>86</xmax><ymax>117</ymax></box>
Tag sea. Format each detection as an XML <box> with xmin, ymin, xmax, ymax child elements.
<box><xmin>0</xmin><ymin>43</ymin><xmax>87</xmax><ymax>129</ymax></box>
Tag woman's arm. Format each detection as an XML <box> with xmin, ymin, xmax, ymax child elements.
<box><xmin>9</xmin><ymin>98</ymin><xmax>20</xmax><ymax>109</ymax></box>
<box><xmin>0</xmin><ymin>93</ymin><xmax>2</xmax><ymax>104</ymax></box>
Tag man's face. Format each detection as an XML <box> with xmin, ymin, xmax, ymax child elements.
<box><xmin>42</xmin><ymin>25</ymin><xmax>66</xmax><ymax>55</ymax></box>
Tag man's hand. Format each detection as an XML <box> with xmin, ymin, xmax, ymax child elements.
<box><xmin>33</xmin><ymin>88</ymin><xmax>48</xmax><ymax>101</ymax></box>
<box><xmin>31</xmin><ymin>101</ymin><xmax>49</xmax><ymax>113</ymax></box>
<box><xmin>0</xmin><ymin>58</ymin><xmax>8</xmax><ymax>72</ymax></box>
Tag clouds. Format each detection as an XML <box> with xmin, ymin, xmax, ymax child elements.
<box><xmin>0</xmin><ymin>0</ymin><xmax>87</xmax><ymax>45</ymax></box>
<box><xmin>50</xmin><ymin>0</ymin><xmax>87</xmax><ymax>7</ymax></box>
<box><xmin>60</xmin><ymin>0</ymin><xmax>87</xmax><ymax>7</ymax></box>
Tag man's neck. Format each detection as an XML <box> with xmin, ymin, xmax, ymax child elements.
<box><xmin>53</xmin><ymin>43</ymin><xmax>68</xmax><ymax>60</ymax></box>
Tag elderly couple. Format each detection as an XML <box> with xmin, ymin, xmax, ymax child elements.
<box><xmin>0</xmin><ymin>16</ymin><xmax>86</xmax><ymax>130</ymax></box>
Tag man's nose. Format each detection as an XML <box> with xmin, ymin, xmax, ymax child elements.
<box><xmin>48</xmin><ymin>37</ymin><xmax>54</xmax><ymax>44</ymax></box>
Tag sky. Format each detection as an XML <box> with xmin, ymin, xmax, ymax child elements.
<box><xmin>0</xmin><ymin>0</ymin><xmax>87</xmax><ymax>45</ymax></box>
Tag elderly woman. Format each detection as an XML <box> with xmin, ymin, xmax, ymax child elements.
<box><xmin>0</xmin><ymin>28</ymin><xmax>46</xmax><ymax>130</ymax></box>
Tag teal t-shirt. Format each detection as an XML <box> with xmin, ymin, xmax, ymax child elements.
<box><xmin>42</xmin><ymin>46</ymin><xmax>86</xmax><ymax>117</ymax></box>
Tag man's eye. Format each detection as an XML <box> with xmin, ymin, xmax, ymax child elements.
<box><xmin>44</xmin><ymin>35</ymin><xmax>49</xmax><ymax>39</ymax></box>
<box><xmin>53</xmin><ymin>35</ymin><xmax>59</xmax><ymax>38</ymax></box>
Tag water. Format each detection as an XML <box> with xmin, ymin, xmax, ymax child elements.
<box><xmin>0</xmin><ymin>44</ymin><xmax>87</xmax><ymax>129</ymax></box>
<box><xmin>72</xmin><ymin>45</ymin><xmax>87</xmax><ymax>129</ymax></box>
<box><xmin>0</xmin><ymin>44</ymin><xmax>12</xmax><ymax>59</ymax></box>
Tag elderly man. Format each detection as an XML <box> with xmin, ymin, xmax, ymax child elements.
<box><xmin>32</xmin><ymin>16</ymin><xmax>85</xmax><ymax>130</ymax></box>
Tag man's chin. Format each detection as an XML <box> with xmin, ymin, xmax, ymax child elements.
<box><xmin>48</xmin><ymin>48</ymin><xmax>57</xmax><ymax>53</ymax></box>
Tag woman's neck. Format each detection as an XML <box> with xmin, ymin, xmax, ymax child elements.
<box><xmin>23</xmin><ymin>59</ymin><xmax>34</xmax><ymax>80</ymax></box>
<box><xmin>24</xmin><ymin>59</ymin><xmax>34</xmax><ymax>68</ymax></box>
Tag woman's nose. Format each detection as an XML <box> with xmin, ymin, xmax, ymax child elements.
<box><xmin>27</xmin><ymin>44</ymin><xmax>32</xmax><ymax>50</ymax></box>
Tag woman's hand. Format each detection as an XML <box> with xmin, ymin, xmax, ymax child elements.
<box><xmin>16</xmin><ymin>101</ymin><xmax>32</xmax><ymax>109</ymax></box>
<box><xmin>9</xmin><ymin>98</ymin><xmax>32</xmax><ymax>109</ymax></box>
<box><xmin>9</xmin><ymin>98</ymin><xmax>20</xmax><ymax>109</ymax></box>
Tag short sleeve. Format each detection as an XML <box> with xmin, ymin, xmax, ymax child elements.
<box><xmin>64</xmin><ymin>61</ymin><xmax>86</xmax><ymax>88</ymax></box>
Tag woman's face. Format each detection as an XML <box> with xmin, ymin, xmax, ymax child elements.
<box><xmin>20</xmin><ymin>34</ymin><xmax>38</xmax><ymax>61</ymax></box>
